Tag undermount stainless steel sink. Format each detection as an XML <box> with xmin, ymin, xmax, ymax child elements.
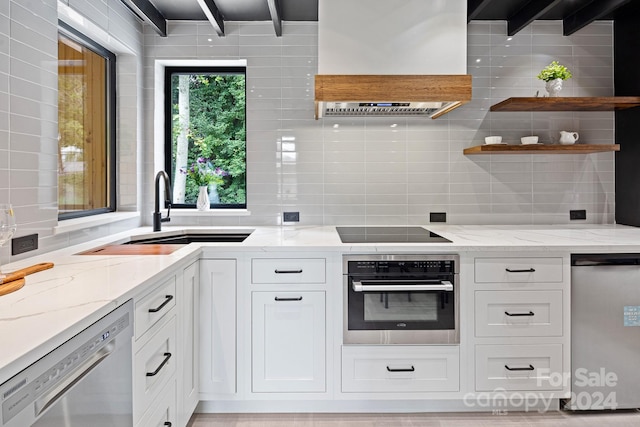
<box><xmin>77</xmin><ymin>229</ymin><xmax>254</xmax><ymax>255</ymax></box>
<box><xmin>123</xmin><ymin>230</ymin><xmax>253</xmax><ymax>245</ymax></box>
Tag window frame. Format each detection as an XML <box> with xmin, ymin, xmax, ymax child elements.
<box><xmin>163</xmin><ymin>65</ymin><xmax>247</xmax><ymax>210</ymax></box>
<box><xmin>57</xmin><ymin>21</ymin><xmax>117</xmax><ymax>220</ymax></box>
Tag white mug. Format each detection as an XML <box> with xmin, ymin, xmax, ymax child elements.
<box><xmin>559</xmin><ymin>131</ymin><xmax>579</xmax><ymax>145</ymax></box>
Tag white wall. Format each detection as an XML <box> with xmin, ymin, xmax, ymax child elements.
<box><xmin>0</xmin><ymin>10</ymin><xmax>616</xmax><ymax>262</ymax></box>
<box><xmin>1</xmin><ymin>0</ymin><xmax>144</xmax><ymax>263</ymax></box>
<box><xmin>144</xmin><ymin>20</ymin><xmax>614</xmax><ymax>227</ymax></box>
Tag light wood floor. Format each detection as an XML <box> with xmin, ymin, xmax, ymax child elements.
<box><xmin>189</xmin><ymin>410</ymin><xmax>640</xmax><ymax>426</ymax></box>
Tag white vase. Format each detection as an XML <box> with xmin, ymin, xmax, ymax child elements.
<box><xmin>545</xmin><ymin>78</ymin><xmax>563</xmax><ymax>97</ymax></box>
<box><xmin>196</xmin><ymin>186</ymin><xmax>210</xmax><ymax>211</ymax></box>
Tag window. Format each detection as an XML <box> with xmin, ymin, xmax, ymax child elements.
<box><xmin>164</xmin><ymin>67</ymin><xmax>246</xmax><ymax>209</ymax></box>
<box><xmin>57</xmin><ymin>22</ymin><xmax>116</xmax><ymax>219</ymax></box>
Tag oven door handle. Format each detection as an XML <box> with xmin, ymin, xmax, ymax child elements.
<box><xmin>352</xmin><ymin>280</ymin><xmax>453</xmax><ymax>292</ymax></box>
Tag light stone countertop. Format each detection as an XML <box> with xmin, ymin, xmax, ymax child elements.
<box><xmin>2</xmin><ymin>223</ymin><xmax>640</xmax><ymax>384</ymax></box>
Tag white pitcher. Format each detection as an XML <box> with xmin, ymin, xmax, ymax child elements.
<box><xmin>559</xmin><ymin>131</ymin><xmax>579</xmax><ymax>145</ymax></box>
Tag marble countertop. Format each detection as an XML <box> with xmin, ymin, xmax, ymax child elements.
<box><xmin>2</xmin><ymin>223</ymin><xmax>640</xmax><ymax>384</ymax></box>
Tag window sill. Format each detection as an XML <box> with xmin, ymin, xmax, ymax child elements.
<box><xmin>170</xmin><ymin>209</ymin><xmax>251</xmax><ymax>217</ymax></box>
<box><xmin>53</xmin><ymin>212</ymin><xmax>140</xmax><ymax>235</ymax></box>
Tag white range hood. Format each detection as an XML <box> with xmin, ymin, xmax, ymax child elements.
<box><xmin>315</xmin><ymin>0</ymin><xmax>471</xmax><ymax>119</ymax></box>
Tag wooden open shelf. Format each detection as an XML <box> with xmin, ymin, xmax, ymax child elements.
<box><xmin>463</xmin><ymin>144</ymin><xmax>620</xmax><ymax>155</ymax></box>
<box><xmin>489</xmin><ymin>97</ymin><xmax>640</xmax><ymax>112</ymax></box>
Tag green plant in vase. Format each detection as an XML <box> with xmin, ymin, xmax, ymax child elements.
<box><xmin>537</xmin><ymin>61</ymin><xmax>573</xmax><ymax>97</ymax></box>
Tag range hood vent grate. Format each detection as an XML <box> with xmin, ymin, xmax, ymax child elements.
<box><xmin>323</xmin><ymin>102</ymin><xmax>447</xmax><ymax>117</ymax></box>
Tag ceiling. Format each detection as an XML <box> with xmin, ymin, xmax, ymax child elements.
<box><xmin>123</xmin><ymin>0</ymin><xmax>640</xmax><ymax>37</ymax></box>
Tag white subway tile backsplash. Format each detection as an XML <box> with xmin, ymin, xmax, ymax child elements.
<box><xmin>134</xmin><ymin>20</ymin><xmax>617</xmax><ymax>227</ymax></box>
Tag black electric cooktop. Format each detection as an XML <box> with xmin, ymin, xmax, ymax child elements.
<box><xmin>336</xmin><ymin>226</ymin><xmax>452</xmax><ymax>244</ymax></box>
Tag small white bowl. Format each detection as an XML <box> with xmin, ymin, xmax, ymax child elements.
<box><xmin>484</xmin><ymin>136</ymin><xmax>502</xmax><ymax>145</ymax></box>
<box><xmin>521</xmin><ymin>136</ymin><xmax>539</xmax><ymax>145</ymax></box>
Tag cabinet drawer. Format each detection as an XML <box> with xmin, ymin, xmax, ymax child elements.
<box><xmin>135</xmin><ymin>275</ymin><xmax>176</xmax><ymax>338</ymax></box>
<box><xmin>134</xmin><ymin>314</ymin><xmax>177</xmax><ymax>423</ymax></box>
<box><xmin>252</xmin><ymin>258</ymin><xmax>326</xmax><ymax>284</ymax></box>
<box><xmin>342</xmin><ymin>346</ymin><xmax>459</xmax><ymax>393</ymax></box>
<box><xmin>474</xmin><ymin>257</ymin><xmax>563</xmax><ymax>284</ymax></box>
<box><xmin>136</xmin><ymin>378</ymin><xmax>176</xmax><ymax>427</ymax></box>
<box><xmin>475</xmin><ymin>290</ymin><xmax>563</xmax><ymax>337</ymax></box>
<box><xmin>475</xmin><ymin>344</ymin><xmax>563</xmax><ymax>391</ymax></box>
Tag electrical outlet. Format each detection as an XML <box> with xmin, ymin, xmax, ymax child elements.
<box><xmin>283</xmin><ymin>211</ymin><xmax>300</xmax><ymax>222</ymax></box>
<box><xmin>12</xmin><ymin>234</ymin><xmax>38</xmax><ymax>255</ymax></box>
<box><xmin>430</xmin><ymin>212</ymin><xmax>447</xmax><ymax>223</ymax></box>
<box><xmin>570</xmin><ymin>209</ymin><xmax>587</xmax><ymax>220</ymax></box>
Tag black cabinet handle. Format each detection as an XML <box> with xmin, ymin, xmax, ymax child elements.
<box><xmin>505</xmin><ymin>311</ymin><xmax>535</xmax><ymax>317</ymax></box>
<box><xmin>148</xmin><ymin>295</ymin><xmax>174</xmax><ymax>313</ymax></box>
<box><xmin>505</xmin><ymin>268</ymin><xmax>535</xmax><ymax>273</ymax></box>
<box><xmin>146</xmin><ymin>353</ymin><xmax>172</xmax><ymax>377</ymax></box>
<box><xmin>386</xmin><ymin>366</ymin><xmax>415</xmax><ymax>372</ymax></box>
<box><xmin>274</xmin><ymin>269</ymin><xmax>303</xmax><ymax>274</ymax></box>
<box><xmin>274</xmin><ymin>296</ymin><xmax>303</xmax><ymax>301</ymax></box>
<box><xmin>504</xmin><ymin>364</ymin><xmax>534</xmax><ymax>371</ymax></box>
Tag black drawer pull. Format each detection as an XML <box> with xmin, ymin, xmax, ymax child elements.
<box><xmin>164</xmin><ymin>423</ymin><xmax>172</xmax><ymax>427</ymax></box>
<box><xmin>504</xmin><ymin>364</ymin><xmax>534</xmax><ymax>371</ymax></box>
<box><xmin>274</xmin><ymin>296</ymin><xmax>303</xmax><ymax>301</ymax></box>
<box><xmin>274</xmin><ymin>269</ymin><xmax>303</xmax><ymax>274</ymax></box>
<box><xmin>148</xmin><ymin>295</ymin><xmax>174</xmax><ymax>313</ymax></box>
<box><xmin>505</xmin><ymin>311</ymin><xmax>535</xmax><ymax>317</ymax></box>
<box><xmin>505</xmin><ymin>268</ymin><xmax>535</xmax><ymax>273</ymax></box>
<box><xmin>386</xmin><ymin>366</ymin><xmax>415</xmax><ymax>372</ymax></box>
<box><xmin>146</xmin><ymin>353</ymin><xmax>172</xmax><ymax>377</ymax></box>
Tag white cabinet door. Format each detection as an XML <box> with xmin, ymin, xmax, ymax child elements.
<box><xmin>252</xmin><ymin>291</ymin><xmax>326</xmax><ymax>393</ymax></box>
<box><xmin>178</xmin><ymin>260</ymin><xmax>199</xmax><ymax>426</ymax></box>
<box><xmin>199</xmin><ymin>259</ymin><xmax>237</xmax><ymax>396</ymax></box>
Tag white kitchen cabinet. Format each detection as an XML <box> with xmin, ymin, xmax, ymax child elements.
<box><xmin>133</xmin><ymin>275</ymin><xmax>178</xmax><ymax>425</ymax></box>
<box><xmin>474</xmin><ymin>257</ymin><xmax>563</xmax><ymax>284</ymax></box>
<box><xmin>251</xmin><ymin>258</ymin><xmax>326</xmax><ymax>284</ymax></box>
<box><xmin>251</xmin><ymin>291</ymin><xmax>326</xmax><ymax>393</ymax></box>
<box><xmin>342</xmin><ymin>345</ymin><xmax>459</xmax><ymax>393</ymax></box>
<box><xmin>470</xmin><ymin>255</ymin><xmax>570</xmax><ymax>397</ymax></box>
<box><xmin>133</xmin><ymin>312</ymin><xmax>177</xmax><ymax>424</ymax></box>
<box><xmin>134</xmin><ymin>275</ymin><xmax>176</xmax><ymax>338</ymax></box>
<box><xmin>474</xmin><ymin>290</ymin><xmax>563</xmax><ymax>337</ymax></box>
<box><xmin>199</xmin><ymin>259</ymin><xmax>237</xmax><ymax>396</ymax></box>
<box><xmin>137</xmin><ymin>378</ymin><xmax>177</xmax><ymax>427</ymax></box>
<box><xmin>475</xmin><ymin>344</ymin><xmax>563</xmax><ymax>391</ymax></box>
<box><xmin>177</xmin><ymin>260</ymin><xmax>199</xmax><ymax>426</ymax></box>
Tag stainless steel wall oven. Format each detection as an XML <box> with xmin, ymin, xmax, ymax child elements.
<box><xmin>343</xmin><ymin>254</ymin><xmax>459</xmax><ymax>345</ymax></box>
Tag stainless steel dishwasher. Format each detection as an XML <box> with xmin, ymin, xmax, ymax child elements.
<box><xmin>568</xmin><ymin>254</ymin><xmax>640</xmax><ymax>410</ymax></box>
<box><xmin>0</xmin><ymin>300</ymin><xmax>133</xmax><ymax>426</ymax></box>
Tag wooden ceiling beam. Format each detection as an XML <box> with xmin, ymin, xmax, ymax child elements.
<box><xmin>196</xmin><ymin>0</ymin><xmax>225</xmax><ymax>36</ymax></box>
<box><xmin>468</xmin><ymin>0</ymin><xmax>495</xmax><ymax>22</ymax></box>
<box><xmin>121</xmin><ymin>0</ymin><xmax>167</xmax><ymax>37</ymax></box>
<box><xmin>563</xmin><ymin>0</ymin><xmax>632</xmax><ymax>35</ymax></box>
<box><xmin>507</xmin><ymin>0</ymin><xmax>563</xmax><ymax>36</ymax></box>
<box><xmin>267</xmin><ymin>0</ymin><xmax>283</xmax><ymax>36</ymax></box>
